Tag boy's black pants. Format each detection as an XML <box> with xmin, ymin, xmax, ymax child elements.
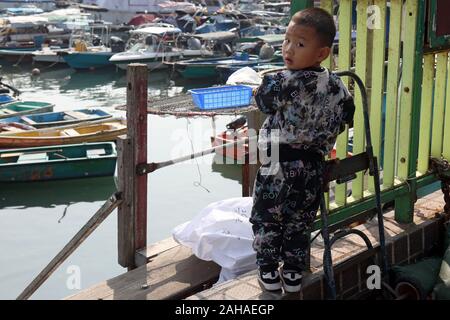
<box><xmin>250</xmin><ymin>157</ymin><xmax>323</xmax><ymax>272</ymax></box>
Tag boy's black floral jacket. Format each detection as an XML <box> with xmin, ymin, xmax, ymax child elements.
<box><xmin>255</xmin><ymin>68</ymin><xmax>355</xmax><ymax>156</ymax></box>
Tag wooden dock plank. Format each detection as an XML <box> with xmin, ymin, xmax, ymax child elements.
<box><xmin>135</xmin><ymin>237</ymin><xmax>180</xmax><ymax>266</ymax></box>
<box><xmin>66</xmin><ymin>243</ymin><xmax>221</xmax><ymax>300</ymax></box>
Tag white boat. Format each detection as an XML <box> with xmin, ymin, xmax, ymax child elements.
<box><xmin>0</xmin><ymin>1</ymin><xmax>55</xmax><ymax>12</ymax></box>
<box><xmin>0</xmin><ymin>13</ymin><xmax>76</xmax><ymax>52</ymax></box>
<box><xmin>109</xmin><ymin>23</ymin><xmax>214</xmax><ymax>71</ymax></box>
<box><xmin>32</xmin><ymin>23</ymin><xmax>116</xmax><ymax>65</ymax></box>
<box><xmin>79</xmin><ymin>0</ymin><xmax>200</xmax><ymax>25</ymax></box>
<box><xmin>32</xmin><ymin>45</ymin><xmax>66</xmax><ymax>63</ymax></box>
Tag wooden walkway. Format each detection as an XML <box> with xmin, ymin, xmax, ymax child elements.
<box><xmin>67</xmin><ymin>190</ymin><xmax>446</xmax><ymax>300</ymax></box>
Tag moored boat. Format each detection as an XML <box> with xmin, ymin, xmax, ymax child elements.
<box><xmin>109</xmin><ymin>24</ymin><xmax>183</xmax><ymax>70</ymax></box>
<box><xmin>31</xmin><ymin>45</ymin><xmax>67</xmax><ymax>64</ymax></box>
<box><xmin>60</xmin><ymin>48</ymin><xmax>114</xmax><ymax>70</ymax></box>
<box><xmin>0</xmin><ymin>101</ymin><xmax>54</xmax><ymax>119</ymax></box>
<box><xmin>58</xmin><ymin>24</ymin><xmax>121</xmax><ymax>70</ymax></box>
<box><xmin>173</xmin><ymin>53</ymin><xmax>264</xmax><ymax>79</ymax></box>
<box><xmin>0</xmin><ymin>93</ymin><xmax>16</xmax><ymax>105</ymax></box>
<box><xmin>0</xmin><ymin>118</ymin><xmax>126</xmax><ymax>148</ymax></box>
<box><xmin>211</xmin><ymin>123</ymin><xmax>350</xmax><ymax>162</ymax></box>
<box><xmin>0</xmin><ymin>108</ymin><xmax>112</xmax><ymax>129</ymax></box>
<box><xmin>0</xmin><ymin>142</ymin><xmax>118</xmax><ymax>182</ymax></box>
<box><xmin>211</xmin><ymin>125</ymin><xmax>248</xmax><ymax>162</ymax></box>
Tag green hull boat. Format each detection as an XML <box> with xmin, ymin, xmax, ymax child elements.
<box><xmin>0</xmin><ymin>101</ymin><xmax>54</xmax><ymax>119</ymax></box>
<box><xmin>0</xmin><ymin>142</ymin><xmax>117</xmax><ymax>182</ymax></box>
<box><xmin>173</xmin><ymin>54</ymin><xmax>264</xmax><ymax>79</ymax></box>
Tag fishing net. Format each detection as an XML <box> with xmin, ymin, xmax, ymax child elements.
<box><xmin>115</xmin><ymin>92</ymin><xmax>258</xmax><ymax>118</ymax></box>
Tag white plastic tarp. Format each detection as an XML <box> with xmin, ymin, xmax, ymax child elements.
<box><xmin>226</xmin><ymin>66</ymin><xmax>262</xmax><ymax>87</ymax></box>
<box><xmin>172</xmin><ymin>197</ymin><xmax>257</xmax><ymax>283</ymax></box>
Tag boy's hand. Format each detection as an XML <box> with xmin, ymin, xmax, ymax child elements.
<box><xmin>252</xmin><ymin>86</ymin><xmax>259</xmax><ymax>96</ymax></box>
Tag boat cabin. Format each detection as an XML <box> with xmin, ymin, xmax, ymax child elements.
<box><xmin>126</xmin><ymin>23</ymin><xmax>182</xmax><ymax>51</ymax></box>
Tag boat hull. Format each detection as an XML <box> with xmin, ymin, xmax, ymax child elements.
<box><xmin>211</xmin><ymin>127</ymin><xmax>248</xmax><ymax>162</ymax></box>
<box><xmin>178</xmin><ymin>65</ymin><xmax>219</xmax><ymax>79</ymax></box>
<box><xmin>211</xmin><ymin>127</ymin><xmax>348</xmax><ymax>162</ymax></box>
<box><xmin>174</xmin><ymin>55</ymin><xmax>263</xmax><ymax>79</ymax></box>
<box><xmin>0</xmin><ymin>120</ymin><xmax>127</xmax><ymax>148</ymax></box>
<box><xmin>0</xmin><ymin>101</ymin><xmax>54</xmax><ymax>119</ymax></box>
<box><xmin>110</xmin><ymin>51</ymin><xmax>181</xmax><ymax>71</ymax></box>
<box><xmin>0</xmin><ymin>1</ymin><xmax>55</xmax><ymax>11</ymax></box>
<box><xmin>112</xmin><ymin>52</ymin><xmax>216</xmax><ymax>71</ymax></box>
<box><xmin>62</xmin><ymin>52</ymin><xmax>115</xmax><ymax>70</ymax></box>
<box><xmin>0</xmin><ymin>95</ymin><xmax>16</xmax><ymax>105</ymax></box>
<box><xmin>0</xmin><ymin>108</ymin><xmax>112</xmax><ymax>129</ymax></box>
<box><xmin>0</xmin><ymin>143</ymin><xmax>117</xmax><ymax>182</ymax></box>
<box><xmin>114</xmin><ymin>59</ymin><xmax>168</xmax><ymax>71</ymax></box>
<box><xmin>0</xmin><ymin>49</ymin><xmax>35</xmax><ymax>63</ymax></box>
<box><xmin>32</xmin><ymin>53</ymin><xmax>66</xmax><ymax>64</ymax></box>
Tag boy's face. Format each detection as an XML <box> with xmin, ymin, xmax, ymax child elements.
<box><xmin>282</xmin><ymin>22</ymin><xmax>331</xmax><ymax>70</ymax></box>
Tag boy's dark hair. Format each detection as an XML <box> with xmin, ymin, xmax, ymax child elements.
<box><xmin>291</xmin><ymin>8</ymin><xmax>336</xmax><ymax>48</ymax></box>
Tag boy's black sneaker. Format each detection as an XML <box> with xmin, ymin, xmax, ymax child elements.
<box><xmin>281</xmin><ymin>269</ymin><xmax>303</xmax><ymax>293</ymax></box>
<box><xmin>258</xmin><ymin>269</ymin><xmax>282</xmax><ymax>291</ymax></box>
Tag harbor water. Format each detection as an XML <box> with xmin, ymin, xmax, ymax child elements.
<box><xmin>0</xmin><ymin>65</ymin><xmax>245</xmax><ymax>299</ymax></box>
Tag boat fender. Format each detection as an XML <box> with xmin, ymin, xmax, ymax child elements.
<box><xmin>32</xmin><ymin>68</ymin><xmax>41</xmax><ymax>76</ymax></box>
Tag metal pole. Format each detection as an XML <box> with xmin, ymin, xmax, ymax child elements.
<box><xmin>17</xmin><ymin>193</ymin><xmax>122</xmax><ymax>300</ymax></box>
<box><xmin>137</xmin><ymin>135</ymin><xmax>258</xmax><ymax>175</ymax></box>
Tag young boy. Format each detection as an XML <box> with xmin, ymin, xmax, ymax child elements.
<box><xmin>250</xmin><ymin>7</ymin><xmax>355</xmax><ymax>293</ymax></box>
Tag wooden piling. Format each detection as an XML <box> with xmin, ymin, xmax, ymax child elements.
<box><xmin>117</xmin><ymin>64</ymin><xmax>148</xmax><ymax>269</ymax></box>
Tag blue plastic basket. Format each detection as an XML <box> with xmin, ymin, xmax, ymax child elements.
<box><xmin>189</xmin><ymin>85</ymin><xmax>253</xmax><ymax>110</ymax></box>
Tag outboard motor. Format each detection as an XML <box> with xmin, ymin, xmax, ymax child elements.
<box><xmin>259</xmin><ymin>43</ymin><xmax>275</xmax><ymax>60</ymax></box>
<box><xmin>187</xmin><ymin>37</ymin><xmax>202</xmax><ymax>50</ymax></box>
<box><xmin>110</xmin><ymin>36</ymin><xmax>125</xmax><ymax>53</ymax></box>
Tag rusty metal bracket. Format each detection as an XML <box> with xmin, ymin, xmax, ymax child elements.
<box><xmin>430</xmin><ymin>157</ymin><xmax>450</xmax><ymax>217</ymax></box>
<box><xmin>136</xmin><ymin>163</ymin><xmax>157</xmax><ymax>176</ymax></box>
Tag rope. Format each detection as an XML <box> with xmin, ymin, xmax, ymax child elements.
<box><xmin>186</xmin><ymin>118</ymin><xmax>210</xmax><ymax>193</ymax></box>
<box><xmin>40</xmin><ymin>60</ymin><xmax>60</xmax><ymax>71</ymax></box>
<box><xmin>13</xmin><ymin>54</ymin><xmax>26</xmax><ymax>67</ymax></box>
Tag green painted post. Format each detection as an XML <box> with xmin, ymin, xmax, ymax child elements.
<box><xmin>291</xmin><ymin>0</ymin><xmax>314</xmax><ymax>16</ymax></box>
<box><xmin>394</xmin><ymin>0</ymin><xmax>426</xmax><ymax>223</ymax></box>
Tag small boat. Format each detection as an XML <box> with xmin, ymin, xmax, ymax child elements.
<box><xmin>59</xmin><ymin>24</ymin><xmax>120</xmax><ymax>70</ymax></box>
<box><xmin>211</xmin><ymin>126</ymin><xmax>248</xmax><ymax>162</ymax></box>
<box><xmin>0</xmin><ymin>118</ymin><xmax>127</xmax><ymax>148</ymax></box>
<box><xmin>0</xmin><ymin>94</ymin><xmax>16</xmax><ymax>105</ymax></box>
<box><xmin>109</xmin><ymin>24</ymin><xmax>184</xmax><ymax>70</ymax></box>
<box><xmin>0</xmin><ymin>7</ymin><xmax>44</xmax><ymax>16</ymax></box>
<box><xmin>211</xmin><ymin>119</ymin><xmax>351</xmax><ymax>162</ymax></box>
<box><xmin>32</xmin><ymin>46</ymin><xmax>67</xmax><ymax>64</ymax></box>
<box><xmin>0</xmin><ymin>1</ymin><xmax>56</xmax><ymax>12</ymax></box>
<box><xmin>173</xmin><ymin>53</ymin><xmax>265</xmax><ymax>79</ymax></box>
<box><xmin>0</xmin><ymin>101</ymin><xmax>54</xmax><ymax>119</ymax></box>
<box><xmin>0</xmin><ymin>108</ymin><xmax>112</xmax><ymax>129</ymax></box>
<box><xmin>32</xmin><ymin>24</ymin><xmax>123</xmax><ymax>65</ymax></box>
<box><xmin>60</xmin><ymin>48</ymin><xmax>115</xmax><ymax>70</ymax></box>
<box><xmin>0</xmin><ymin>14</ymin><xmax>72</xmax><ymax>61</ymax></box>
<box><xmin>0</xmin><ymin>142</ymin><xmax>118</xmax><ymax>182</ymax></box>
<box><xmin>195</xmin><ymin>14</ymin><xmax>240</xmax><ymax>34</ymax></box>
<box><xmin>0</xmin><ymin>48</ymin><xmax>36</xmax><ymax>63</ymax></box>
